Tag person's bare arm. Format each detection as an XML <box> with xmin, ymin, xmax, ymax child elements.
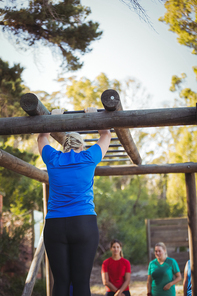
<box><xmin>37</xmin><ymin>133</ymin><xmax>50</xmax><ymax>156</ymax></box>
<box><xmin>84</xmin><ymin>107</ymin><xmax>111</xmax><ymax>158</ymax></box>
<box><xmin>37</xmin><ymin>108</ymin><xmax>64</xmax><ymax>156</ymax></box>
<box><xmin>163</xmin><ymin>272</ymin><xmax>182</xmax><ymax>290</ymax></box>
<box><xmin>101</xmin><ymin>272</ymin><xmax>118</xmax><ymax>293</ymax></box>
<box><xmin>147</xmin><ymin>275</ymin><xmax>152</xmax><ymax>294</ymax></box>
<box><xmin>97</xmin><ymin>130</ymin><xmax>111</xmax><ymax>158</ymax></box>
<box><xmin>183</xmin><ymin>262</ymin><xmax>188</xmax><ymax>296</ymax></box>
<box><xmin>114</xmin><ymin>272</ymin><xmax>131</xmax><ymax>296</ymax></box>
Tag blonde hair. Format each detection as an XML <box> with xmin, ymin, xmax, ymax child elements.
<box><xmin>62</xmin><ymin>132</ymin><xmax>85</xmax><ymax>152</ymax></box>
<box><xmin>110</xmin><ymin>239</ymin><xmax>124</xmax><ymax>258</ymax></box>
<box><xmin>155</xmin><ymin>242</ymin><xmax>168</xmax><ymax>256</ymax></box>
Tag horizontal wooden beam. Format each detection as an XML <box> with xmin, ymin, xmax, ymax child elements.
<box><xmin>0</xmin><ymin>107</ymin><xmax>196</xmax><ymax>136</ymax></box>
<box><xmin>1</xmin><ymin>149</ymin><xmax>197</xmax><ymax>180</ymax></box>
<box><xmin>95</xmin><ymin>162</ymin><xmax>197</xmax><ymax>176</ymax></box>
<box><xmin>0</xmin><ymin>149</ymin><xmax>48</xmax><ymax>184</ymax></box>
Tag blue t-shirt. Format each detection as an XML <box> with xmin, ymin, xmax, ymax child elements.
<box><xmin>42</xmin><ymin>144</ymin><xmax>102</xmax><ymax>219</ymax></box>
<box><xmin>187</xmin><ymin>260</ymin><xmax>192</xmax><ymax>296</ymax></box>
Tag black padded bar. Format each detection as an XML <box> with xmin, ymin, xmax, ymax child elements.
<box><xmin>63</xmin><ymin>109</ymin><xmax>105</xmax><ymax>114</ymax></box>
<box><xmin>84</xmin><ymin>137</ymin><xmax>118</xmax><ymax>142</ymax></box>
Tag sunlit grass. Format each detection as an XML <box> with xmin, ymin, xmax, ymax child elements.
<box><xmin>90</xmin><ymin>281</ymin><xmax>183</xmax><ymax>296</ymax></box>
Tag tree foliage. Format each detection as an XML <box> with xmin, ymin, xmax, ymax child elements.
<box><xmin>0</xmin><ymin>0</ymin><xmax>102</xmax><ymax>71</ymax></box>
<box><xmin>159</xmin><ymin>0</ymin><xmax>197</xmax><ymax>54</ymax></box>
<box><xmin>158</xmin><ymin>0</ymin><xmax>197</xmax><ymax>212</ymax></box>
<box><xmin>64</xmin><ymin>72</ymin><xmax>121</xmax><ymax>110</ymax></box>
<box><xmin>165</xmin><ymin>74</ymin><xmax>197</xmax><ymax>212</ymax></box>
<box><xmin>94</xmin><ymin>175</ymin><xmax>178</xmax><ymax>264</ymax></box>
<box><xmin>0</xmin><ymin>58</ymin><xmax>25</xmax><ymax>119</ymax></box>
<box><xmin>0</xmin><ymin>59</ymin><xmax>44</xmax><ymax>212</ymax></box>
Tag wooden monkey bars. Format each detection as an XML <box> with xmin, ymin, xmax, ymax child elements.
<box><xmin>0</xmin><ymin>106</ymin><xmax>196</xmax><ymax>134</ymax></box>
<box><xmin>0</xmin><ymin>90</ymin><xmax>197</xmax><ymax>296</ymax></box>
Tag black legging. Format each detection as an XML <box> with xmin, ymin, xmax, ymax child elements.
<box><xmin>44</xmin><ymin>215</ymin><xmax>99</xmax><ymax>296</ymax></box>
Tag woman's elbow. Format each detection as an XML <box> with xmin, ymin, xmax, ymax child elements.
<box><xmin>103</xmin><ymin>279</ymin><xmax>109</xmax><ymax>286</ymax></box>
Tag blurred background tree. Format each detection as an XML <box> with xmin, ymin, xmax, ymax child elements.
<box><xmin>159</xmin><ymin>0</ymin><xmax>197</xmax><ymax>215</ymax></box>
<box><xmin>0</xmin><ymin>0</ymin><xmax>102</xmax><ymax>71</ymax></box>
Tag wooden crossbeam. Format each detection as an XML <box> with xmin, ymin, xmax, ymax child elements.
<box><xmin>95</xmin><ymin>163</ymin><xmax>197</xmax><ymax>176</ymax></box>
<box><xmin>1</xmin><ymin>107</ymin><xmax>196</xmax><ymax>136</ymax></box>
<box><xmin>0</xmin><ymin>149</ymin><xmax>48</xmax><ymax>183</ymax></box>
<box><xmin>1</xmin><ymin>148</ymin><xmax>197</xmax><ymax>180</ymax></box>
<box><xmin>101</xmin><ymin>89</ymin><xmax>142</xmax><ymax>165</ymax></box>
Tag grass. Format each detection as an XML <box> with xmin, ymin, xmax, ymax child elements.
<box><xmin>91</xmin><ymin>281</ymin><xmax>184</xmax><ymax>296</ymax></box>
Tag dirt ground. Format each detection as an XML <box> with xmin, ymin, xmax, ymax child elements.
<box><xmin>90</xmin><ymin>265</ymin><xmax>184</xmax><ymax>296</ymax></box>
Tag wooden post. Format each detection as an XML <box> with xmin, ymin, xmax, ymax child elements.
<box><xmin>0</xmin><ymin>193</ymin><xmax>3</xmax><ymax>235</ymax></box>
<box><xmin>20</xmin><ymin>93</ymin><xmax>66</xmax><ymax>145</ymax></box>
<box><xmin>0</xmin><ymin>149</ymin><xmax>48</xmax><ymax>183</ymax></box>
<box><xmin>185</xmin><ymin>173</ymin><xmax>197</xmax><ymax>296</ymax></box>
<box><xmin>43</xmin><ymin>182</ymin><xmax>54</xmax><ymax>296</ymax></box>
<box><xmin>145</xmin><ymin>219</ymin><xmax>151</xmax><ymax>263</ymax></box>
<box><xmin>0</xmin><ymin>106</ymin><xmax>196</xmax><ymax>135</ymax></box>
<box><xmin>31</xmin><ymin>210</ymin><xmax>35</xmax><ymax>260</ymax></box>
<box><xmin>101</xmin><ymin>89</ymin><xmax>142</xmax><ymax>165</ymax></box>
<box><xmin>21</xmin><ymin>232</ymin><xmax>45</xmax><ymax>296</ymax></box>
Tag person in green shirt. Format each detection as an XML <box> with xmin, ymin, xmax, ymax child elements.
<box><xmin>147</xmin><ymin>242</ymin><xmax>182</xmax><ymax>296</ymax></box>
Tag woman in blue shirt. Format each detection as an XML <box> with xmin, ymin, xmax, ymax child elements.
<box><xmin>183</xmin><ymin>260</ymin><xmax>192</xmax><ymax>296</ymax></box>
<box><xmin>37</xmin><ymin>107</ymin><xmax>111</xmax><ymax>296</ymax></box>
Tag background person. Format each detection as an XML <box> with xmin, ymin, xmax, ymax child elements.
<box><xmin>147</xmin><ymin>242</ymin><xmax>182</xmax><ymax>296</ymax></box>
<box><xmin>183</xmin><ymin>260</ymin><xmax>192</xmax><ymax>296</ymax></box>
<box><xmin>101</xmin><ymin>239</ymin><xmax>131</xmax><ymax>296</ymax></box>
<box><xmin>37</xmin><ymin>107</ymin><xmax>111</xmax><ymax>296</ymax></box>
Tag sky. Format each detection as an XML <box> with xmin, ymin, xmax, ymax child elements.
<box><xmin>0</xmin><ymin>0</ymin><xmax>197</xmax><ymax>110</ymax></box>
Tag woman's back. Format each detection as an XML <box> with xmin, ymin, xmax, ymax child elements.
<box><xmin>43</xmin><ymin>144</ymin><xmax>102</xmax><ymax>218</ymax></box>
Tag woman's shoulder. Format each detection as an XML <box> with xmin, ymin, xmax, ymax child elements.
<box><xmin>42</xmin><ymin>145</ymin><xmax>59</xmax><ymax>162</ymax></box>
<box><xmin>149</xmin><ymin>258</ymin><xmax>157</xmax><ymax>265</ymax></box>
<box><xmin>121</xmin><ymin>257</ymin><xmax>130</xmax><ymax>264</ymax></box>
<box><xmin>102</xmin><ymin>257</ymin><xmax>111</xmax><ymax>266</ymax></box>
<box><xmin>166</xmin><ymin>257</ymin><xmax>178</xmax><ymax>265</ymax></box>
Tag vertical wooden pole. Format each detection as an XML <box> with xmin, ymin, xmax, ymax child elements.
<box><xmin>31</xmin><ymin>210</ymin><xmax>35</xmax><ymax>260</ymax></box>
<box><xmin>145</xmin><ymin>219</ymin><xmax>151</xmax><ymax>263</ymax></box>
<box><xmin>43</xmin><ymin>183</ymin><xmax>54</xmax><ymax>296</ymax></box>
<box><xmin>0</xmin><ymin>194</ymin><xmax>3</xmax><ymax>235</ymax></box>
<box><xmin>185</xmin><ymin>173</ymin><xmax>197</xmax><ymax>296</ymax></box>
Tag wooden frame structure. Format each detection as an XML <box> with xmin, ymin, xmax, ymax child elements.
<box><xmin>1</xmin><ymin>90</ymin><xmax>197</xmax><ymax>296</ymax></box>
<box><xmin>145</xmin><ymin>217</ymin><xmax>189</xmax><ymax>271</ymax></box>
